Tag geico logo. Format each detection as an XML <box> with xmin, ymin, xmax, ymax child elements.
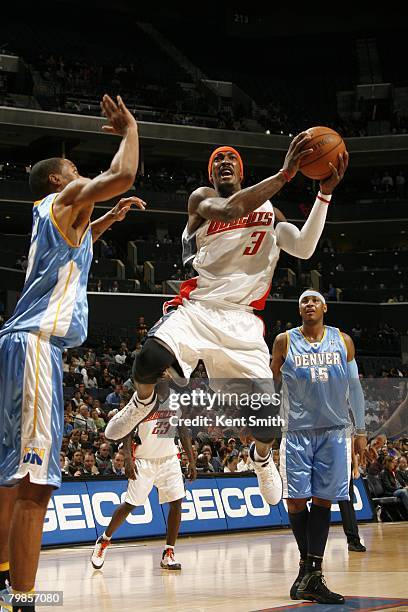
<box><xmin>44</xmin><ymin>492</ymin><xmax>152</xmax><ymax>532</ymax></box>
<box><xmin>181</xmin><ymin>486</ymin><xmax>270</xmax><ymax>521</ymax></box>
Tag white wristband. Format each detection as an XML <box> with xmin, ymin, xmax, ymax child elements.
<box><xmin>317</xmin><ymin>191</ymin><xmax>332</xmax><ymax>204</ymax></box>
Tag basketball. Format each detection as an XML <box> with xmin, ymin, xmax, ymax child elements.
<box><xmin>299</xmin><ymin>126</ymin><xmax>347</xmax><ymax>180</ymax></box>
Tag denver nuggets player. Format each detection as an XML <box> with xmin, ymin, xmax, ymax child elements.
<box><xmin>272</xmin><ymin>290</ymin><xmax>367</xmax><ymax>604</ymax></box>
<box><xmin>106</xmin><ymin>137</ymin><xmax>349</xmax><ymax>508</ymax></box>
<box><xmin>0</xmin><ymin>95</ymin><xmax>142</xmax><ymax>609</ymax></box>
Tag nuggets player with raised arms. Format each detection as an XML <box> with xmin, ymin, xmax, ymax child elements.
<box><xmin>0</xmin><ymin>95</ymin><xmax>143</xmax><ymax>611</ymax></box>
<box><xmin>272</xmin><ymin>290</ymin><xmax>367</xmax><ymax>604</ymax></box>
<box><xmin>106</xmin><ymin>135</ymin><xmax>348</xmax><ymax>508</ymax></box>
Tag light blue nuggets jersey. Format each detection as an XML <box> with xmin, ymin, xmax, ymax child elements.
<box><xmin>281</xmin><ymin>326</ymin><xmax>350</xmax><ymax>431</ymax></box>
<box><xmin>0</xmin><ymin>193</ymin><xmax>93</xmax><ymax>348</ymax></box>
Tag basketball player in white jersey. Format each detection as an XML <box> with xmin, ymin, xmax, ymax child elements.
<box><xmin>0</xmin><ymin>95</ymin><xmax>143</xmax><ymax>612</ymax></box>
<box><xmin>106</xmin><ymin>135</ymin><xmax>348</xmax><ymax>507</ymax></box>
<box><xmin>91</xmin><ymin>380</ymin><xmax>196</xmax><ymax>571</ymax></box>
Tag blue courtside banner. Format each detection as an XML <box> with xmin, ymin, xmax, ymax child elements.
<box><xmin>42</xmin><ymin>476</ymin><xmax>373</xmax><ymax>546</ymax></box>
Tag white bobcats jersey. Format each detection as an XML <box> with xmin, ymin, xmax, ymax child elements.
<box><xmin>133</xmin><ymin>397</ymin><xmax>180</xmax><ymax>460</ymax></box>
<box><xmin>181</xmin><ymin>201</ymin><xmax>280</xmax><ymax>310</ymax></box>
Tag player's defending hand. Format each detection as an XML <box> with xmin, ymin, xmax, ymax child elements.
<box><xmin>280</xmin><ymin>131</ymin><xmax>314</xmax><ymax>180</ymax></box>
<box><xmin>111</xmin><ymin>196</ymin><xmax>146</xmax><ymax>221</ymax></box>
<box><xmin>319</xmin><ymin>150</ymin><xmax>349</xmax><ymax>194</ymax></box>
<box><xmin>100</xmin><ymin>94</ymin><xmax>138</xmax><ymax>136</ymax></box>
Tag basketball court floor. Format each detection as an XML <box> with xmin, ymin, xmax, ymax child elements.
<box><xmin>35</xmin><ymin>523</ymin><xmax>408</xmax><ymax>611</ymax></box>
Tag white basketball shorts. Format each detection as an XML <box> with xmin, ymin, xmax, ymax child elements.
<box><xmin>125</xmin><ymin>454</ymin><xmax>185</xmax><ymax>506</ymax></box>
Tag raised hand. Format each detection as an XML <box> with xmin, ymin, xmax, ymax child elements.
<box><xmin>100</xmin><ymin>95</ymin><xmax>137</xmax><ymax>137</ymax></box>
<box><xmin>320</xmin><ymin>150</ymin><xmax>349</xmax><ymax>195</ymax></box>
<box><xmin>281</xmin><ymin>131</ymin><xmax>314</xmax><ymax>180</ymax></box>
<box><xmin>111</xmin><ymin>196</ymin><xmax>146</xmax><ymax>221</ymax></box>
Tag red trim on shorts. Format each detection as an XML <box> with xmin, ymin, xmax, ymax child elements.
<box><xmin>249</xmin><ymin>282</ymin><xmax>272</xmax><ymax>311</ymax></box>
<box><xmin>163</xmin><ymin>277</ymin><xmax>198</xmax><ymax>314</ymax></box>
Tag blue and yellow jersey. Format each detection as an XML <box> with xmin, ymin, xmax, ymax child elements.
<box><xmin>281</xmin><ymin>325</ymin><xmax>350</xmax><ymax>431</ymax></box>
<box><xmin>0</xmin><ymin>193</ymin><xmax>93</xmax><ymax>348</ymax></box>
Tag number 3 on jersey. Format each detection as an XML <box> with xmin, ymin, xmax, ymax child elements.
<box><xmin>243</xmin><ymin>231</ymin><xmax>266</xmax><ymax>255</ymax></box>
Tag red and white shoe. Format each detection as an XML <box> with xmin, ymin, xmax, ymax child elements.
<box><xmin>91</xmin><ymin>536</ymin><xmax>111</xmax><ymax>569</ymax></box>
<box><xmin>160</xmin><ymin>548</ymin><xmax>181</xmax><ymax>570</ymax></box>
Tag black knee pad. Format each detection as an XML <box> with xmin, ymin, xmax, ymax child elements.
<box><xmin>133</xmin><ymin>338</ymin><xmax>176</xmax><ymax>384</ymax></box>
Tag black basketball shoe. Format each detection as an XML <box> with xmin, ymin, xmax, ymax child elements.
<box><xmin>296</xmin><ymin>570</ymin><xmax>345</xmax><ymax>604</ymax></box>
<box><xmin>290</xmin><ymin>561</ymin><xmax>306</xmax><ymax>600</ymax></box>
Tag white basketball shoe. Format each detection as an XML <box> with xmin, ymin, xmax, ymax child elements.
<box><xmin>249</xmin><ymin>442</ymin><xmax>283</xmax><ymax>505</ymax></box>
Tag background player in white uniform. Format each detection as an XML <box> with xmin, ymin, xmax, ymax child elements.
<box><xmin>106</xmin><ymin>136</ymin><xmax>348</xmax><ymax>509</ymax></box>
<box><xmin>92</xmin><ymin>380</ymin><xmax>196</xmax><ymax>571</ymax></box>
<box><xmin>272</xmin><ymin>290</ymin><xmax>367</xmax><ymax>604</ymax></box>
<box><xmin>0</xmin><ymin>95</ymin><xmax>142</xmax><ymax>610</ymax></box>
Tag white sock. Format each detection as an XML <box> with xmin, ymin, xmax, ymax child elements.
<box><xmin>136</xmin><ymin>390</ymin><xmax>155</xmax><ymax>405</ymax></box>
<box><xmin>165</xmin><ymin>544</ymin><xmax>174</xmax><ymax>550</ymax></box>
<box><xmin>254</xmin><ymin>448</ymin><xmax>270</xmax><ymax>462</ymax></box>
<box><xmin>102</xmin><ymin>532</ymin><xmax>112</xmax><ymax>541</ymax></box>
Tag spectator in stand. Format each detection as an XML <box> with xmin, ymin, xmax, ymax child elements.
<box><xmin>64</xmin><ymin>364</ymin><xmax>83</xmax><ymax>387</ymax></box>
<box><xmin>68</xmin><ymin>450</ymin><xmax>84</xmax><ymax>475</ymax></box>
<box><xmin>380</xmin><ymin>456</ymin><xmax>408</xmax><ymax>512</ymax></box>
<box><xmin>380</xmin><ymin>171</ymin><xmax>394</xmax><ymax>193</ymax></box>
<box><xmin>67</xmin><ymin>429</ymin><xmax>82</xmax><ymax>457</ymax></box>
<box><xmin>102</xmin><ymin>347</ymin><xmax>116</xmax><ymax>365</ymax></box>
<box><xmin>201</xmin><ymin>445</ymin><xmax>223</xmax><ymax>472</ymax></box>
<box><xmin>395</xmin><ymin>171</ymin><xmax>406</xmax><ymax>198</ymax></box>
<box><xmin>104</xmin><ymin>452</ymin><xmax>126</xmax><ymax>476</ymax></box>
<box><xmin>396</xmin><ymin>456</ymin><xmax>408</xmax><ymax>486</ymax></box>
<box><xmin>80</xmin><ymin>431</ymin><xmax>94</xmax><ymax>452</ymax></box>
<box><xmin>95</xmin><ymin>442</ymin><xmax>113</xmax><ymax>472</ymax></box>
<box><xmin>91</xmin><ymin>409</ymin><xmax>106</xmax><ymax>431</ymax></box>
<box><xmin>196</xmin><ymin>453</ymin><xmax>214</xmax><ymax>473</ymax></box>
<box><xmin>71</xmin><ymin>390</ymin><xmax>83</xmax><ymax>411</ymax></box>
<box><xmin>224</xmin><ymin>452</ymin><xmax>239</xmax><ymax>473</ymax></box>
<box><xmin>74</xmin><ymin>404</ymin><xmax>97</xmax><ymax>432</ymax></box>
<box><xmin>82</xmin><ymin>365</ymin><xmax>98</xmax><ymax>389</ymax></box>
<box><xmin>63</xmin><ymin>407</ymin><xmax>74</xmax><ymax>437</ymax></box>
<box><xmin>106</xmin><ymin>384</ymin><xmax>123</xmax><ymax>407</ymax></box>
<box><xmin>237</xmin><ymin>447</ymin><xmax>255</xmax><ymax>472</ymax></box>
<box><xmin>60</xmin><ymin>452</ymin><xmax>69</xmax><ymax>476</ymax></box>
<box><xmin>75</xmin><ymin>452</ymin><xmax>100</xmax><ymax>477</ymax></box>
<box><xmin>115</xmin><ymin>348</ymin><xmax>127</xmax><ymax>365</ymax></box>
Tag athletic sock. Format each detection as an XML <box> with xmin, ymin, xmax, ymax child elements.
<box><xmin>253</xmin><ymin>448</ymin><xmax>270</xmax><ymax>462</ymax></box>
<box><xmin>306</xmin><ymin>504</ymin><xmax>331</xmax><ymax>568</ymax></box>
<box><xmin>102</xmin><ymin>532</ymin><xmax>112</xmax><ymax>541</ymax></box>
<box><xmin>288</xmin><ymin>508</ymin><xmax>309</xmax><ymax>560</ymax></box>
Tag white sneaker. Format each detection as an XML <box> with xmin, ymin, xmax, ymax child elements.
<box><xmin>160</xmin><ymin>548</ymin><xmax>181</xmax><ymax>570</ymax></box>
<box><xmin>91</xmin><ymin>536</ymin><xmax>111</xmax><ymax>569</ymax></box>
<box><xmin>105</xmin><ymin>392</ymin><xmax>157</xmax><ymax>440</ymax></box>
<box><xmin>250</xmin><ymin>443</ymin><xmax>283</xmax><ymax>505</ymax></box>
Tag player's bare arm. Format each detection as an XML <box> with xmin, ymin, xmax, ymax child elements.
<box><xmin>271</xmin><ymin>332</ymin><xmax>288</xmax><ymax>387</ymax></box>
<box><xmin>275</xmin><ymin>151</ymin><xmax>349</xmax><ymax>259</ymax></box>
<box><xmin>53</xmin><ymin>95</ymin><xmax>139</xmax><ymax>240</ymax></box>
<box><xmin>90</xmin><ymin>196</ymin><xmax>146</xmax><ymax>243</ymax></box>
<box><xmin>178</xmin><ymin>425</ymin><xmax>197</xmax><ymax>481</ymax></box>
<box><xmin>188</xmin><ymin>132</ymin><xmax>313</xmax><ymax>231</ymax></box>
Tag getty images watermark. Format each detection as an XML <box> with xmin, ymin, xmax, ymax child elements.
<box><xmin>166</xmin><ymin>387</ymin><xmax>285</xmax><ymax>429</ymax></box>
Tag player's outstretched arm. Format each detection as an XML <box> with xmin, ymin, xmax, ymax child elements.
<box><xmin>56</xmin><ymin>95</ymin><xmax>139</xmax><ymax>210</ymax></box>
<box><xmin>189</xmin><ymin>132</ymin><xmax>313</xmax><ymax>223</ymax></box>
<box><xmin>275</xmin><ymin>151</ymin><xmax>348</xmax><ymax>259</ymax></box>
<box><xmin>341</xmin><ymin>331</ymin><xmax>367</xmax><ymax>463</ymax></box>
<box><xmin>90</xmin><ymin>196</ymin><xmax>146</xmax><ymax>243</ymax></box>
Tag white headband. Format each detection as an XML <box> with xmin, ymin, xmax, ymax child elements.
<box><xmin>298</xmin><ymin>290</ymin><xmax>326</xmax><ymax>305</ymax></box>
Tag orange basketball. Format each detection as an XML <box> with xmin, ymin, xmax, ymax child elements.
<box><xmin>299</xmin><ymin>126</ymin><xmax>346</xmax><ymax>181</ymax></box>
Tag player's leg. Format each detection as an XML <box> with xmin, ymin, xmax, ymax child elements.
<box><xmin>280</xmin><ymin>431</ymin><xmax>314</xmax><ymax>600</ymax></box>
<box><xmin>92</xmin><ymin>458</ymin><xmax>154</xmax><ymax>569</ymax></box>
<box><xmin>160</xmin><ymin>499</ymin><xmax>182</xmax><ymax>570</ymax></box>
<box><xmin>296</xmin><ymin>429</ymin><xmax>350</xmax><ymax>604</ymax></box>
<box><xmin>105</xmin><ymin>306</ymin><xmax>200</xmax><ymax>442</ymax></box>
<box><xmin>91</xmin><ymin>502</ymin><xmax>134</xmax><ymax>570</ymax></box>
<box><xmin>8</xmin><ymin>476</ymin><xmax>54</xmax><ymax>592</ymax></box>
<box><xmin>155</xmin><ymin>456</ymin><xmax>185</xmax><ymax>570</ymax></box>
<box><xmin>0</xmin><ymin>487</ymin><xmax>18</xmax><ymax>590</ymax></box>
<box><xmin>339</xmin><ymin>473</ymin><xmax>366</xmax><ymax>552</ymax></box>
